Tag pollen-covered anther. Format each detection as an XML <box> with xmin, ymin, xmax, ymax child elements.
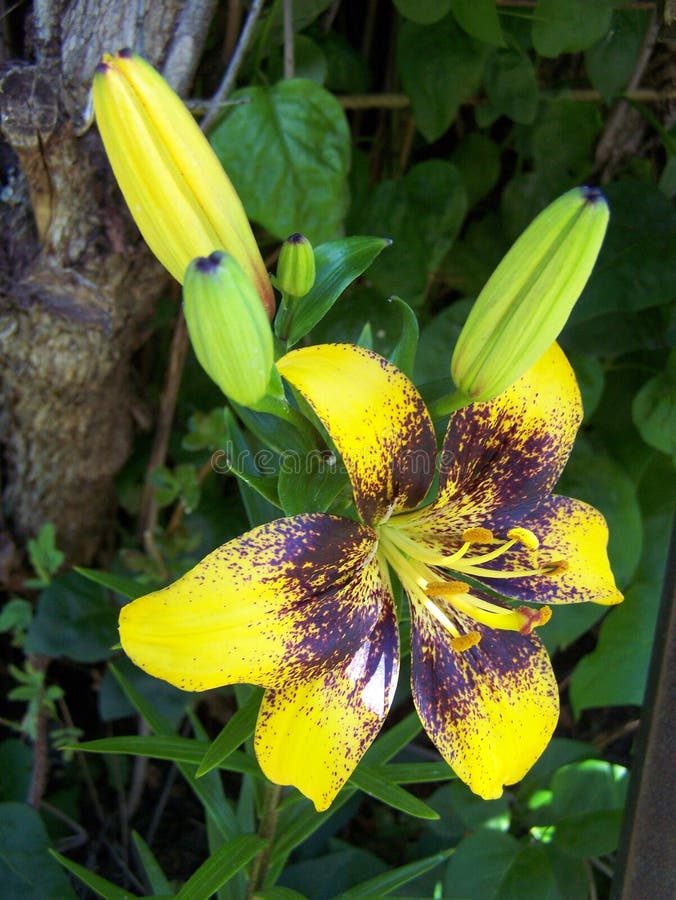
<box><xmin>451</xmin><ymin>630</ymin><xmax>481</xmax><ymax>652</ymax></box>
<box><xmin>543</xmin><ymin>559</ymin><xmax>569</xmax><ymax>575</ymax></box>
<box><xmin>462</xmin><ymin>527</ymin><xmax>493</xmax><ymax>544</ymax></box>
<box><xmin>425</xmin><ymin>579</ymin><xmax>470</xmax><ymax>598</ymax></box>
<box><xmin>516</xmin><ymin>605</ymin><xmax>552</xmax><ymax>635</ymax></box>
<box><xmin>507</xmin><ymin>527</ymin><xmax>539</xmax><ymax>551</ymax></box>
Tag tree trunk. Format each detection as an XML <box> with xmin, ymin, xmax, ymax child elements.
<box><xmin>0</xmin><ymin>0</ymin><xmax>216</xmax><ymax>566</ymax></box>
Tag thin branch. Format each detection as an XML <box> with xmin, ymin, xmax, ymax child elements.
<box><xmin>595</xmin><ymin>10</ymin><xmax>661</xmax><ymax>178</ymax></box>
<box><xmin>162</xmin><ymin>0</ymin><xmax>219</xmax><ymax>95</ymax></box>
<box><xmin>138</xmin><ymin>297</ymin><xmax>188</xmax><ymax>542</ymax></box>
<box><xmin>337</xmin><ymin>87</ymin><xmax>675</xmax><ymax>111</ymax></box>
<box><xmin>283</xmin><ymin>0</ymin><xmax>295</xmax><ymax>79</ymax></box>
<box><xmin>201</xmin><ymin>0</ymin><xmax>266</xmax><ymax>133</ymax></box>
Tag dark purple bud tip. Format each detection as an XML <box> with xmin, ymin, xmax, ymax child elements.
<box><xmin>582</xmin><ymin>185</ymin><xmax>605</xmax><ymax>205</ymax></box>
<box><xmin>286</xmin><ymin>232</ymin><xmax>306</xmax><ymax>244</ymax></box>
<box><xmin>95</xmin><ymin>61</ymin><xmax>110</xmax><ymax>75</ymax></box>
<box><xmin>195</xmin><ymin>251</ymin><xmax>225</xmax><ymax>274</ymax></box>
<box><xmin>118</xmin><ymin>47</ymin><xmax>134</xmax><ymax>59</ymax></box>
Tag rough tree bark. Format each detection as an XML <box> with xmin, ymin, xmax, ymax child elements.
<box><xmin>0</xmin><ymin>0</ymin><xmax>217</xmax><ymax>567</ymax></box>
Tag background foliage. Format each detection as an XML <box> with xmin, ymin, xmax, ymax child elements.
<box><xmin>1</xmin><ymin>1</ymin><xmax>674</xmax><ymax>898</ymax></box>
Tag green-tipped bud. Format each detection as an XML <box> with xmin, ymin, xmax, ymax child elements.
<box><xmin>451</xmin><ymin>185</ymin><xmax>609</xmax><ymax>401</ymax></box>
<box><xmin>276</xmin><ymin>233</ymin><xmax>316</xmax><ymax>297</ymax></box>
<box><xmin>183</xmin><ymin>252</ymin><xmax>274</xmax><ymax>407</ymax></box>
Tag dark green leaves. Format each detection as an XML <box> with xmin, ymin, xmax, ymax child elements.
<box><xmin>25</xmin><ymin>572</ymin><xmax>118</xmax><ymax>663</ymax></box>
<box><xmin>572</xmin><ymin>181</ymin><xmax>676</xmax><ymax>324</ymax></box>
<box><xmin>0</xmin><ymin>804</ymin><xmax>76</xmax><ymax>899</ymax></box>
<box><xmin>211</xmin><ymin>79</ymin><xmax>350</xmax><ymax>243</ymax></box>
<box><xmin>533</xmin><ymin>0</ymin><xmax>613</xmax><ymax>56</ymax></box>
<box><xmin>356</xmin><ymin>160</ymin><xmax>467</xmax><ymax>305</ymax></box>
<box><xmin>398</xmin><ymin>15</ymin><xmax>488</xmax><ymax>141</ymax></box>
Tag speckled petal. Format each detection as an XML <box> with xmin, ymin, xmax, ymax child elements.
<box><xmin>479</xmin><ymin>495</ymin><xmax>623</xmax><ymax>606</ymax></box>
<box><xmin>410</xmin><ymin>605</ymin><xmax>559</xmax><ymax>799</ymax></box>
<box><xmin>277</xmin><ymin>344</ymin><xmax>436</xmax><ymax>525</ymax></box>
<box><xmin>119</xmin><ymin>514</ymin><xmax>380</xmax><ymax>691</ymax></box>
<box><xmin>403</xmin><ymin>343</ymin><xmax>581</xmax><ymax>545</ymax></box>
<box><xmin>255</xmin><ymin>572</ymin><xmax>399</xmax><ymax>811</ymax></box>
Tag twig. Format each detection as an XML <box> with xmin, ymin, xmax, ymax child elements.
<box><xmin>138</xmin><ymin>298</ymin><xmax>187</xmax><ymax>543</ymax></box>
<box><xmin>126</xmin><ymin>718</ymin><xmax>151</xmax><ymax>821</ymax></box>
<box><xmin>223</xmin><ymin>0</ymin><xmax>244</xmax><ymax>66</ymax></box>
<box><xmin>162</xmin><ymin>0</ymin><xmax>219</xmax><ymax>95</ymax></box>
<box><xmin>201</xmin><ymin>0</ymin><xmax>266</xmax><ymax>133</ymax></box>
<box><xmin>145</xmin><ymin>764</ymin><xmax>178</xmax><ymax>846</ymax></box>
<box><xmin>283</xmin><ymin>0</ymin><xmax>295</xmax><ymax>79</ymax></box>
<box><xmin>594</xmin><ymin>10</ymin><xmax>661</xmax><ymax>178</ymax></box>
<box><xmin>26</xmin><ymin>654</ymin><xmax>50</xmax><ymax>809</ymax></box>
<box><xmin>166</xmin><ymin>458</ymin><xmax>214</xmax><ymax>535</ymax></box>
<box><xmin>41</xmin><ymin>800</ymin><xmax>89</xmax><ymax>852</ymax></box>
<box><xmin>247</xmin><ymin>782</ymin><xmax>282</xmax><ymax>898</ymax></box>
<box><xmin>59</xmin><ymin>696</ymin><xmax>106</xmax><ymax>824</ymax></box>
<box><xmin>338</xmin><ymin>87</ymin><xmax>676</xmax><ymax>111</ymax></box>
<box><xmin>593</xmin><ymin>718</ymin><xmax>640</xmax><ymax>751</ymax></box>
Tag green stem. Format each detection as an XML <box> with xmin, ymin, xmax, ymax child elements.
<box><xmin>428</xmin><ymin>388</ymin><xmax>472</xmax><ymax>418</ymax></box>
<box><xmin>247</xmin><ymin>781</ymin><xmax>283</xmax><ymax>898</ymax></box>
<box><xmin>274</xmin><ymin>291</ymin><xmax>298</xmax><ymax>342</ymax></box>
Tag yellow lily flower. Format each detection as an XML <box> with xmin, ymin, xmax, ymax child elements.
<box><xmin>119</xmin><ymin>342</ymin><xmax>622</xmax><ymax>810</ymax></box>
<box><xmin>92</xmin><ymin>50</ymin><xmax>275</xmax><ymax>318</ymax></box>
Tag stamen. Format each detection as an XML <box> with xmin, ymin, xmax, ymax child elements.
<box><xmin>422</xmin><ymin>596</ymin><xmax>461</xmax><ymax>638</ymax></box>
<box><xmin>517</xmin><ymin>605</ymin><xmax>552</xmax><ymax>635</ymax></box>
<box><xmin>451</xmin><ymin>631</ymin><xmax>481</xmax><ymax>652</ymax></box>
<box><xmin>462</xmin><ymin>527</ymin><xmax>493</xmax><ymax>544</ymax></box>
<box><xmin>507</xmin><ymin>527</ymin><xmax>539</xmax><ymax>551</ymax></box>
<box><xmin>425</xmin><ymin>579</ymin><xmax>470</xmax><ymax>596</ymax></box>
<box><xmin>543</xmin><ymin>559</ymin><xmax>569</xmax><ymax>575</ymax></box>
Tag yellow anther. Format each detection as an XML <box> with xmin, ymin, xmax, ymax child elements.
<box><xmin>426</xmin><ymin>579</ymin><xmax>470</xmax><ymax>597</ymax></box>
<box><xmin>462</xmin><ymin>527</ymin><xmax>493</xmax><ymax>544</ymax></box>
<box><xmin>544</xmin><ymin>559</ymin><xmax>569</xmax><ymax>575</ymax></box>
<box><xmin>451</xmin><ymin>631</ymin><xmax>481</xmax><ymax>652</ymax></box>
<box><xmin>516</xmin><ymin>605</ymin><xmax>553</xmax><ymax>635</ymax></box>
<box><xmin>507</xmin><ymin>527</ymin><xmax>539</xmax><ymax>551</ymax></box>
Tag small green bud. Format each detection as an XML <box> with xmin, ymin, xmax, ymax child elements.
<box><xmin>183</xmin><ymin>252</ymin><xmax>274</xmax><ymax>407</ymax></box>
<box><xmin>276</xmin><ymin>233</ymin><xmax>316</xmax><ymax>297</ymax></box>
<box><xmin>451</xmin><ymin>185</ymin><xmax>609</xmax><ymax>402</ymax></box>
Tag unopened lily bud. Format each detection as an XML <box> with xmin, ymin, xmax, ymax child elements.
<box><xmin>276</xmin><ymin>233</ymin><xmax>316</xmax><ymax>297</ymax></box>
<box><xmin>183</xmin><ymin>252</ymin><xmax>274</xmax><ymax>407</ymax></box>
<box><xmin>451</xmin><ymin>185</ymin><xmax>609</xmax><ymax>401</ymax></box>
<box><xmin>93</xmin><ymin>49</ymin><xmax>274</xmax><ymax>318</ymax></box>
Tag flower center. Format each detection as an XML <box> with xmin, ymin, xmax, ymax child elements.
<box><xmin>377</xmin><ymin>523</ymin><xmax>555</xmax><ymax>652</ymax></box>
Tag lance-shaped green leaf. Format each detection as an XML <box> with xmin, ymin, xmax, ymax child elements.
<box><xmin>196</xmin><ymin>689</ymin><xmax>262</xmax><ymax>776</ymax></box>
<box><xmin>451</xmin><ymin>185</ymin><xmax>609</xmax><ymax>402</ymax></box>
<box><xmin>175</xmin><ymin>835</ymin><xmax>266</xmax><ymax>900</ymax></box>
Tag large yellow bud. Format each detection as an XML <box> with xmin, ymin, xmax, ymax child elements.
<box><xmin>92</xmin><ymin>49</ymin><xmax>275</xmax><ymax>318</ymax></box>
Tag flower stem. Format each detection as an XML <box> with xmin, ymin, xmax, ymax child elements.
<box><xmin>247</xmin><ymin>781</ymin><xmax>283</xmax><ymax>898</ymax></box>
<box><xmin>428</xmin><ymin>388</ymin><xmax>472</xmax><ymax>418</ymax></box>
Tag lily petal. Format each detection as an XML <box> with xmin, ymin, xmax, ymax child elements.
<box><xmin>410</xmin><ymin>606</ymin><xmax>559</xmax><ymax>799</ymax></box>
<box><xmin>480</xmin><ymin>495</ymin><xmax>623</xmax><ymax>606</ymax></box>
<box><xmin>255</xmin><ymin>575</ymin><xmax>399</xmax><ymax>811</ymax></box>
<box><xmin>277</xmin><ymin>344</ymin><xmax>436</xmax><ymax>525</ymax></box>
<box><xmin>119</xmin><ymin>514</ymin><xmax>379</xmax><ymax>691</ymax></box>
<box><xmin>403</xmin><ymin>343</ymin><xmax>581</xmax><ymax>545</ymax></box>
